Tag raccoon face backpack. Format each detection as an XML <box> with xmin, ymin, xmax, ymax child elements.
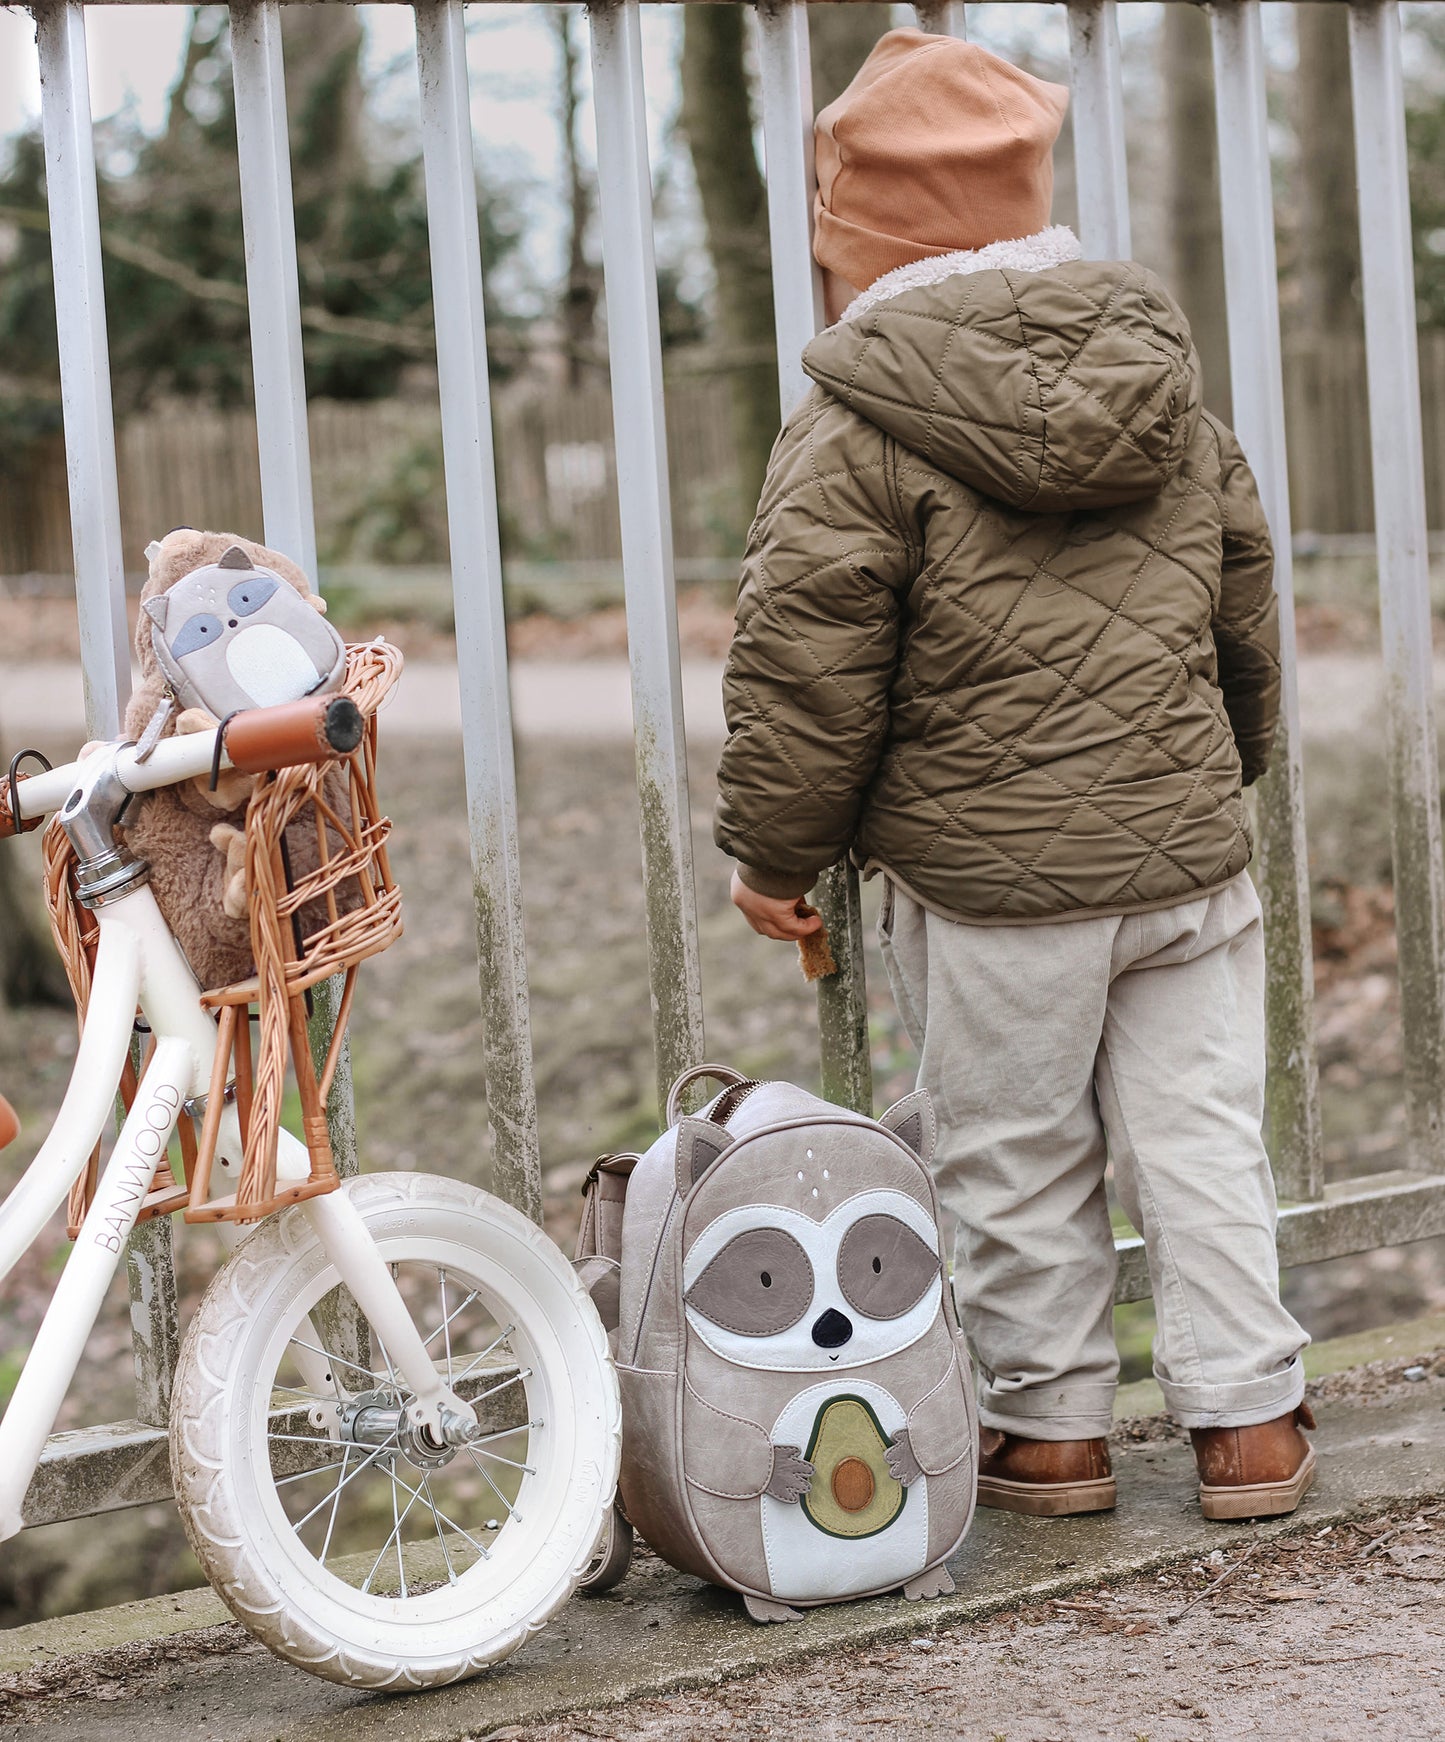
<box><xmin>575</xmin><ymin>1066</ymin><xmax>978</xmax><ymax>1623</ymax></box>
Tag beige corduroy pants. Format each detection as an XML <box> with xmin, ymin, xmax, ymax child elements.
<box><xmin>878</xmin><ymin>870</ymin><xmax>1308</xmax><ymax>1440</ymax></box>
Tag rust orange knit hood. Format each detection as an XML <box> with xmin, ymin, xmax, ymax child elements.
<box><xmin>813</xmin><ymin>29</ymin><xmax>1070</xmax><ymax>289</ymax></box>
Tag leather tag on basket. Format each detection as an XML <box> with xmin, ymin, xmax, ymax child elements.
<box><xmin>796</xmin><ymin>907</ymin><xmax>837</xmax><ymax>982</ymax></box>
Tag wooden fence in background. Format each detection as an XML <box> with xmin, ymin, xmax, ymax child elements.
<box><xmin>4</xmin><ymin>332</ymin><xmax>1432</xmax><ymax>581</ymax></box>
<box><xmin>0</xmin><ymin>373</ymin><xmax>744</xmax><ymax>579</ymax></box>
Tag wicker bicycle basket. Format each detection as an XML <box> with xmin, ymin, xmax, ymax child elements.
<box><xmin>46</xmin><ymin>640</ymin><xmax>404</xmax><ymax>1231</ymax></box>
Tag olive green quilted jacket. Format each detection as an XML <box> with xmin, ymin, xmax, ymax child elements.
<box><xmin>714</xmin><ymin>250</ymin><xmax>1280</xmax><ymax>924</ymax></box>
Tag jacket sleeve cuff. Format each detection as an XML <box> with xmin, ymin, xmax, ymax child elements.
<box><xmin>735</xmin><ymin>862</ymin><xmax>818</xmax><ymax>901</ymax></box>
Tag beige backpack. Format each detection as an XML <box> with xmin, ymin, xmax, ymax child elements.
<box><xmin>576</xmin><ymin>1065</ymin><xmax>977</xmax><ymax>1623</ymax></box>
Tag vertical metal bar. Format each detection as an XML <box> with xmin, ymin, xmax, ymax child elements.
<box><xmin>230</xmin><ymin>4</ymin><xmax>361</xmax><ymax>1201</ymax></box>
<box><xmin>36</xmin><ymin>4</ymin><xmax>177</xmax><ymax>1427</ymax></box>
<box><xmin>125</xmin><ymin>1217</ymin><xmax>179</xmax><ymax>1425</ymax></box>
<box><xmin>913</xmin><ymin>2</ymin><xmax>967</xmax><ymax>39</ymax></box>
<box><xmin>1066</xmin><ymin>0</ymin><xmax>1132</xmax><ymax>262</ymax></box>
<box><xmin>588</xmin><ymin>0</ymin><xmax>706</xmax><ymax>1113</ymax></box>
<box><xmin>756</xmin><ymin>1</ymin><xmax>822</xmax><ymax>410</ymax></box>
<box><xmin>229</xmin><ymin>0</ymin><xmax>317</xmax><ymax>582</ymax></box>
<box><xmin>1210</xmin><ymin>1</ymin><xmax>1322</xmax><ymax>1202</ymax></box>
<box><xmin>34</xmin><ymin>1</ymin><xmax>128</xmax><ymax>740</ymax></box>
<box><xmin>414</xmin><ymin>0</ymin><xmax>542</xmax><ymax>1220</ymax></box>
<box><xmin>755</xmin><ymin>0</ymin><xmax>872</xmax><ymax>1114</ymax></box>
<box><xmin>1349</xmin><ymin>0</ymin><xmax>1445</xmax><ymax>1171</ymax></box>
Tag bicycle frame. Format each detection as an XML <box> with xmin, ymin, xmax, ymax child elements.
<box><xmin>0</xmin><ymin>737</ymin><xmax>480</xmax><ymax>1542</ymax></box>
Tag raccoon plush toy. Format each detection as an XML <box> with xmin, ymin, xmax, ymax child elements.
<box><xmin>121</xmin><ymin>528</ymin><xmax>347</xmax><ymax>991</ymax></box>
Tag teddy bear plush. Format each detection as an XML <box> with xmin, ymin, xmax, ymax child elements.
<box><xmin>122</xmin><ymin>528</ymin><xmax>348</xmax><ymax>991</ymax></box>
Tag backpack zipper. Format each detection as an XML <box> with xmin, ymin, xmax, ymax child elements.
<box><xmin>708</xmin><ymin>1079</ymin><xmax>761</xmax><ymax>1128</ymax></box>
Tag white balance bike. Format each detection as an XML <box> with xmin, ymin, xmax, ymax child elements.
<box><xmin>0</xmin><ymin>691</ymin><xmax>619</xmax><ymax>1688</ymax></box>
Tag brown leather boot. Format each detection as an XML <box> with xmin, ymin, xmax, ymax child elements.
<box><xmin>1190</xmin><ymin>1402</ymin><xmax>1317</xmax><ymax>1521</ymax></box>
<box><xmin>976</xmin><ymin>1428</ymin><xmax>1116</xmax><ymax>1517</ymax></box>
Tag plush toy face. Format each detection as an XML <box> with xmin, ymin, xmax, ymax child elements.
<box><xmin>682</xmin><ymin>1187</ymin><xmax>943</xmax><ymax>1373</ymax></box>
<box><xmin>142</xmin><ymin>545</ymin><xmax>345</xmax><ymax>716</ymax></box>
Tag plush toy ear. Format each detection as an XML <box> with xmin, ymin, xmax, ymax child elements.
<box><xmin>142</xmin><ymin>595</ymin><xmax>169</xmax><ymax>631</ymax></box>
<box><xmin>879</xmin><ymin>1090</ymin><xmax>936</xmax><ymax>1165</ymax></box>
<box><xmin>217</xmin><ymin>545</ymin><xmax>254</xmax><ymax>570</ymax></box>
<box><xmin>674</xmin><ymin>1118</ymin><xmax>731</xmax><ymax>1195</ymax></box>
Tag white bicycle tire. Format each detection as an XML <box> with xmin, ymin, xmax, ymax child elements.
<box><xmin>170</xmin><ymin>1172</ymin><xmax>619</xmax><ymax>1689</ymax></box>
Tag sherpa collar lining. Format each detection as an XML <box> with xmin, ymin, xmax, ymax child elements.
<box><xmin>837</xmin><ymin>224</ymin><xmax>1083</xmax><ymax>324</ymax></box>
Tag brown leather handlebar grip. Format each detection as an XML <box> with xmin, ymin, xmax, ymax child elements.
<box><xmin>224</xmin><ymin>695</ymin><xmax>365</xmax><ymax>775</ymax></box>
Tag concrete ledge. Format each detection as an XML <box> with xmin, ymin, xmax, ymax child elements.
<box><xmin>2</xmin><ymin>1317</ymin><xmax>1443</xmax><ymax>1742</ymax></box>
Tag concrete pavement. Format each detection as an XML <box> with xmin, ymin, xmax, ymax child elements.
<box><xmin>1</xmin><ymin>1317</ymin><xmax>1441</xmax><ymax>1742</ymax></box>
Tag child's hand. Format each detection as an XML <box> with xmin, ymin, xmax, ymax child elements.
<box><xmin>730</xmin><ymin>868</ymin><xmax>825</xmax><ymax>941</ymax></box>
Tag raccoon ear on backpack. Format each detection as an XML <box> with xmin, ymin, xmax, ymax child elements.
<box><xmin>674</xmin><ymin>1118</ymin><xmax>731</xmax><ymax>1195</ymax></box>
<box><xmin>879</xmin><ymin>1090</ymin><xmax>936</xmax><ymax>1165</ymax></box>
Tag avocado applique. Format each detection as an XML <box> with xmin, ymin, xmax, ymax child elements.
<box><xmin>801</xmin><ymin>1395</ymin><xmax>906</xmax><ymax>1539</ymax></box>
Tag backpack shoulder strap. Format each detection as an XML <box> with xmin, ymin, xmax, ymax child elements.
<box><xmin>576</xmin><ymin>1151</ymin><xmax>641</xmax><ymax>1267</ymax></box>
<box><xmin>574</xmin><ymin>1151</ymin><xmax>641</xmax><ymax>1337</ymax></box>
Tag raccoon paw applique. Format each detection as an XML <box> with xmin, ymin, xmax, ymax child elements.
<box><xmin>884</xmin><ymin>1425</ymin><xmax>925</xmax><ymax>1488</ymax></box>
<box><xmin>742</xmin><ymin>1594</ymin><xmax>806</xmax><ymax>1625</ymax></box>
<box><xmin>902</xmin><ymin>1564</ymin><xmax>955</xmax><ymax>1602</ymax></box>
<box><xmin>765</xmin><ymin>1444</ymin><xmax>814</xmax><ymax>1504</ymax></box>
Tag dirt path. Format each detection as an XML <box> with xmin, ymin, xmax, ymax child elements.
<box><xmin>499</xmin><ymin>1506</ymin><xmax>1445</xmax><ymax>1742</ymax></box>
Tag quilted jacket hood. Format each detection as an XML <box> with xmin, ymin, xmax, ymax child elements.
<box><xmin>802</xmin><ymin>255</ymin><xmax>1203</xmax><ymax>512</ymax></box>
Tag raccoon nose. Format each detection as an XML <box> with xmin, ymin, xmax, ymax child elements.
<box><xmin>811</xmin><ymin>1308</ymin><xmax>853</xmax><ymax>1349</ymax></box>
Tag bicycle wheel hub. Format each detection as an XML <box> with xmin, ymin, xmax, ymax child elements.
<box><xmin>339</xmin><ymin>1389</ymin><xmax>456</xmax><ymax>1470</ymax></box>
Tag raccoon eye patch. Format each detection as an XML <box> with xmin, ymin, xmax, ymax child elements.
<box><xmin>168</xmin><ymin>612</ymin><xmax>224</xmax><ymax>659</ymax></box>
<box><xmin>685</xmin><ymin>1229</ymin><xmax>813</xmax><ymax>1336</ymax></box>
<box><xmin>837</xmin><ymin>1214</ymin><xmax>939</xmax><ymax>1320</ymax></box>
<box><xmin>228</xmin><ymin>575</ymin><xmax>279</xmax><ymax>617</ymax></box>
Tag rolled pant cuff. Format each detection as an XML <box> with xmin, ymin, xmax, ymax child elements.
<box><xmin>1158</xmin><ymin>1359</ymin><xmax>1306</xmax><ymax>1430</ymax></box>
<box><xmin>979</xmin><ymin>1382</ymin><xmax>1116</xmax><ymax>1443</ymax></box>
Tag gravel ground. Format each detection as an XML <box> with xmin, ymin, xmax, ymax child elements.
<box><xmin>493</xmin><ymin>1505</ymin><xmax>1445</xmax><ymax>1742</ymax></box>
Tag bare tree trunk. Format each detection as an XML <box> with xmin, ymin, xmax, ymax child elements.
<box><xmin>680</xmin><ymin>4</ymin><xmax>778</xmax><ymax>516</ymax></box>
<box><xmin>809</xmin><ymin>4</ymin><xmax>891</xmax><ymax>112</ymax></box>
<box><xmin>283</xmin><ymin>8</ymin><xmax>365</xmax><ymax>255</ymax></box>
<box><xmin>1295</xmin><ymin>2</ymin><xmax>1359</xmax><ymax>335</ymax></box>
<box><xmin>1162</xmin><ymin>3</ymin><xmax>1232</xmax><ymax>423</ymax></box>
<box><xmin>553</xmin><ymin>6</ymin><xmax>600</xmax><ymax>388</ymax></box>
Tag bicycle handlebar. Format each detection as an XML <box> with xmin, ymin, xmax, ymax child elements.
<box><xmin>0</xmin><ymin>693</ymin><xmax>366</xmax><ymax>838</ymax></box>
<box><xmin>224</xmin><ymin>695</ymin><xmax>364</xmax><ymax>773</ymax></box>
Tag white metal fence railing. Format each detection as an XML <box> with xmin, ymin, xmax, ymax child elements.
<box><xmin>9</xmin><ymin>0</ymin><xmax>1445</xmax><ymax>1532</ymax></box>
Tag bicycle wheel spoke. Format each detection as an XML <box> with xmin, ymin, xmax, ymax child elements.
<box><xmin>421</xmin><ymin>1471</ymin><xmax>458</xmax><ymax>1584</ymax></box>
<box><xmin>287</xmin><ymin>1334</ymin><xmax>387</xmax><ymax>1387</ymax></box>
<box><xmin>468</xmin><ymin>1419</ymin><xmax>541</xmax><ymax>1447</ymax></box>
<box><xmin>373</xmin><ymin>1332</ymin><xmax>402</xmax><ymax>1394</ymax></box>
<box><xmin>467</xmin><ymin>1366</ymin><xmax>531</xmax><ymax>1407</ymax></box>
<box><xmin>434</xmin><ymin>1271</ymin><xmax>472</xmax><ymax>1382</ymax></box>
<box><xmin>273</xmin><ymin>1461</ymin><xmax>345</xmax><ymax>1488</ymax></box>
<box><xmin>468</xmin><ymin>1446</ymin><xmax>535</xmax><ymax>1475</ymax></box>
<box><xmin>267</xmin><ymin>1431</ymin><xmax>345</xmax><ymax>1448</ymax></box>
<box><xmin>293</xmin><ymin>1438</ymin><xmax>395</xmax><ymax>1531</ymax></box>
<box><xmin>448</xmin><ymin>1324</ymin><xmax>516</xmax><ymax>1388</ymax></box>
<box><xmin>363</xmin><ymin>1467</ymin><xmax>422</xmax><ymax>1595</ymax></box>
<box><xmin>318</xmin><ymin>1445</ymin><xmax>353</xmax><ymax>1566</ymax></box>
<box><xmin>389</xmin><ymin>1466</ymin><xmax>492</xmax><ymax>1561</ymax></box>
<box><xmin>466</xmin><ymin>1448</ymin><xmax>522</xmax><ymax>1523</ymax></box>
<box><xmin>426</xmin><ymin>1282</ymin><xmax>481</xmax><ymax>1355</ymax></box>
